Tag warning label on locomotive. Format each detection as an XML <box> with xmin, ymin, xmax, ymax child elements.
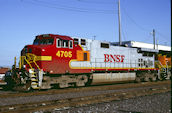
<box><xmin>56</xmin><ymin>51</ymin><xmax>72</xmax><ymax>58</ymax></box>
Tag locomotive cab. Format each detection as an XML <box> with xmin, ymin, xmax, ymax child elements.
<box><xmin>20</xmin><ymin>34</ymin><xmax>55</xmax><ymax>71</ymax></box>
<box><xmin>8</xmin><ymin>34</ymin><xmax>81</xmax><ymax>90</ymax></box>
<box><xmin>20</xmin><ymin>34</ymin><xmax>76</xmax><ymax>74</ymax></box>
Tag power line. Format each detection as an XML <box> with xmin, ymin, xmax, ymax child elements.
<box><xmin>76</xmin><ymin>0</ymin><xmax>116</xmax><ymax>5</ymax></box>
<box><xmin>23</xmin><ymin>0</ymin><xmax>117</xmax><ymax>14</ymax></box>
<box><xmin>51</xmin><ymin>0</ymin><xmax>116</xmax><ymax>5</ymax></box>
<box><xmin>121</xmin><ymin>29</ymin><xmax>126</xmax><ymax>41</ymax></box>
<box><xmin>121</xmin><ymin>5</ymin><xmax>171</xmax><ymax>45</ymax></box>
<box><xmin>34</xmin><ymin>0</ymin><xmax>115</xmax><ymax>12</ymax></box>
<box><xmin>156</xmin><ymin>30</ymin><xmax>170</xmax><ymax>41</ymax></box>
<box><xmin>120</xmin><ymin>4</ymin><xmax>152</xmax><ymax>43</ymax></box>
<box><xmin>122</xmin><ymin>7</ymin><xmax>150</xmax><ymax>32</ymax></box>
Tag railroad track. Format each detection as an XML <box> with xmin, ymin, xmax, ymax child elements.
<box><xmin>0</xmin><ymin>80</ymin><xmax>170</xmax><ymax>113</ymax></box>
<box><xmin>0</xmin><ymin>80</ymin><xmax>170</xmax><ymax>98</ymax></box>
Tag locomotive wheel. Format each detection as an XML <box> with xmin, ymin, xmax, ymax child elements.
<box><xmin>135</xmin><ymin>77</ymin><xmax>141</xmax><ymax>83</ymax></box>
<box><xmin>76</xmin><ymin>75</ymin><xmax>88</xmax><ymax>87</ymax></box>
<box><xmin>15</xmin><ymin>80</ymin><xmax>32</xmax><ymax>91</ymax></box>
<box><xmin>166</xmin><ymin>72</ymin><xmax>171</xmax><ymax>80</ymax></box>
<box><xmin>13</xmin><ymin>81</ymin><xmax>32</xmax><ymax>91</ymax></box>
<box><xmin>144</xmin><ymin>76</ymin><xmax>150</xmax><ymax>82</ymax></box>
<box><xmin>24</xmin><ymin>80</ymin><xmax>32</xmax><ymax>91</ymax></box>
<box><xmin>158</xmin><ymin>75</ymin><xmax>163</xmax><ymax>81</ymax></box>
<box><xmin>59</xmin><ymin>82</ymin><xmax>69</xmax><ymax>88</ymax></box>
<box><xmin>150</xmin><ymin>75</ymin><xmax>157</xmax><ymax>82</ymax></box>
<box><xmin>144</xmin><ymin>73</ymin><xmax>151</xmax><ymax>82</ymax></box>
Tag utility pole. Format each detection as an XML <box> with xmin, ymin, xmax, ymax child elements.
<box><xmin>156</xmin><ymin>39</ymin><xmax>158</xmax><ymax>50</ymax></box>
<box><xmin>93</xmin><ymin>35</ymin><xmax>96</xmax><ymax>40</ymax></box>
<box><xmin>118</xmin><ymin>0</ymin><xmax>122</xmax><ymax>46</ymax></box>
<box><xmin>153</xmin><ymin>29</ymin><xmax>155</xmax><ymax>49</ymax></box>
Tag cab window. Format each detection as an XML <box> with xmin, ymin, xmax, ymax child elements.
<box><xmin>100</xmin><ymin>43</ymin><xmax>109</xmax><ymax>48</ymax></box>
<box><xmin>56</xmin><ymin>39</ymin><xmax>73</xmax><ymax>49</ymax></box>
<box><xmin>33</xmin><ymin>38</ymin><xmax>54</xmax><ymax>45</ymax></box>
<box><xmin>62</xmin><ymin>40</ymin><xmax>69</xmax><ymax>48</ymax></box>
<box><xmin>81</xmin><ymin>39</ymin><xmax>86</xmax><ymax>45</ymax></box>
<box><xmin>69</xmin><ymin>40</ymin><xmax>73</xmax><ymax>49</ymax></box>
<box><xmin>74</xmin><ymin>38</ymin><xmax>78</xmax><ymax>45</ymax></box>
<box><xmin>56</xmin><ymin>39</ymin><xmax>61</xmax><ymax>48</ymax></box>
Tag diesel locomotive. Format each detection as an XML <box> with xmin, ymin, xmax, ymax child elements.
<box><xmin>5</xmin><ymin>34</ymin><xmax>171</xmax><ymax>90</ymax></box>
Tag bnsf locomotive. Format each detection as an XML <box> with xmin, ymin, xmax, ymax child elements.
<box><xmin>5</xmin><ymin>34</ymin><xmax>171</xmax><ymax>90</ymax></box>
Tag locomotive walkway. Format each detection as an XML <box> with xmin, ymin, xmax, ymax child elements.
<box><xmin>0</xmin><ymin>80</ymin><xmax>170</xmax><ymax>113</ymax></box>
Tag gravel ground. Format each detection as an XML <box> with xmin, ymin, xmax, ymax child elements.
<box><xmin>0</xmin><ymin>89</ymin><xmax>131</xmax><ymax>106</ymax></box>
<box><xmin>0</xmin><ymin>86</ymin><xmax>160</xmax><ymax>106</ymax></box>
<box><xmin>41</xmin><ymin>92</ymin><xmax>171</xmax><ymax>113</ymax></box>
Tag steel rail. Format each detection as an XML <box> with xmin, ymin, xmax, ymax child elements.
<box><xmin>0</xmin><ymin>82</ymin><xmax>170</xmax><ymax>113</ymax></box>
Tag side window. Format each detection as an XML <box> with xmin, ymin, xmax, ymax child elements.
<box><xmin>56</xmin><ymin>39</ymin><xmax>61</xmax><ymax>48</ymax></box>
<box><xmin>144</xmin><ymin>61</ymin><xmax>146</xmax><ymax>66</ymax></box>
<box><xmin>62</xmin><ymin>40</ymin><xmax>69</xmax><ymax>48</ymax></box>
<box><xmin>74</xmin><ymin>38</ymin><xmax>78</xmax><ymax>45</ymax></box>
<box><xmin>69</xmin><ymin>40</ymin><xmax>73</xmax><ymax>49</ymax></box>
<box><xmin>84</xmin><ymin>53</ymin><xmax>87</xmax><ymax>61</ymax></box>
<box><xmin>101</xmin><ymin>43</ymin><xmax>109</xmax><ymax>48</ymax></box>
<box><xmin>81</xmin><ymin>39</ymin><xmax>86</xmax><ymax>45</ymax></box>
<box><xmin>141</xmin><ymin>59</ymin><xmax>143</xmax><ymax>62</ymax></box>
<box><xmin>138</xmin><ymin>58</ymin><xmax>143</xmax><ymax>67</ymax></box>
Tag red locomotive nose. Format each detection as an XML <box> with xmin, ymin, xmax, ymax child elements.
<box><xmin>21</xmin><ymin>45</ymin><xmax>42</xmax><ymax>56</ymax></box>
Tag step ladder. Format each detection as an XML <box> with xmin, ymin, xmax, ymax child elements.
<box><xmin>29</xmin><ymin>69</ymin><xmax>42</xmax><ymax>89</ymax></box>
<box><xmin>155</xmin><ymin>61</ymin><xmax>170</xmax><ymax>79</ymax></box>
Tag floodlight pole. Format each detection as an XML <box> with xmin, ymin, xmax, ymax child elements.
<box><xmin>118</xmin><ymin>0</ymin><xmax>122</xmax><ymax>46</ymax></box>
<box><xmin>156</xmin><ymin>39</ymin><xmax>158</xmax><ymax>50</ymax></box>
<box><xmin>153</xmin><ymin>29</ymin><xmax>155</xmax><ymax>49</ymax></box>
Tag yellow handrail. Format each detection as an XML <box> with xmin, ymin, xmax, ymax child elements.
<box><xmin>19</xmin><ymin>53</ymin><xmax>40</xmax><ymax>70</ymax></box>
<box><xmin>19</xmin><ymin>56</ymin><xmax>22</xmax><ymax>69</ymax></box>
<box><xmin>155</xmin><ymin>61</ymin><xmax>164</xmax><ymax>69</ymax></box>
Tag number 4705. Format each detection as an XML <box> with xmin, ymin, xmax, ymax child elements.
<box><xmin>56</xmin><ymin>51</ymin><xmax>72</xmax><ymax>58</ymax></box>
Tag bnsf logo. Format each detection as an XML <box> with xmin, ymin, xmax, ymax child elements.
<box><xmin>104</xmin><ymin>54</ymin><xmax>125</xmax><ymax>63</ymax></box>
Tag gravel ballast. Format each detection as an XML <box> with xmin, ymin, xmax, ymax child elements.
<box><xmin>0</xmin><ymin>85</ymin><xmax>163</xmax><ymax>106</ymax></box>
<box><xmin>47</xmin><ymin>92</ymin><xmax>171</xmax><ymax>113</ymax></box>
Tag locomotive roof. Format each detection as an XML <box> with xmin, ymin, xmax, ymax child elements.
<box><xmin>37</xmin><ymin>34</ymin><xmax>73</xmax><ymax>40</ymax></box>
<box><xmin>112</xmin><ymin>41</ymin><xmax>171</xmax><ymax>52</ymax></box>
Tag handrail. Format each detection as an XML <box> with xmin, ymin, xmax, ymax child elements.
<box><xmin>19</xmin><ymin>53</ymin><xmax>40</xmax><ymax>70</ymax></box>
<box><xmin>24</xmin><ymin>56</ymin><xmax>33</xmax><ymax>69</ymax></box>
<box><xmin>155</xmin><ymin>61</ymin><xmax>164</xmax><ymax>68</ymax></box>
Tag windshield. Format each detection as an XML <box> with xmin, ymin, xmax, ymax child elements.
<box><xmin>33</xmin><ymin>39</ymin><xmax>54</xmax><ymax>45</ymax></box>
